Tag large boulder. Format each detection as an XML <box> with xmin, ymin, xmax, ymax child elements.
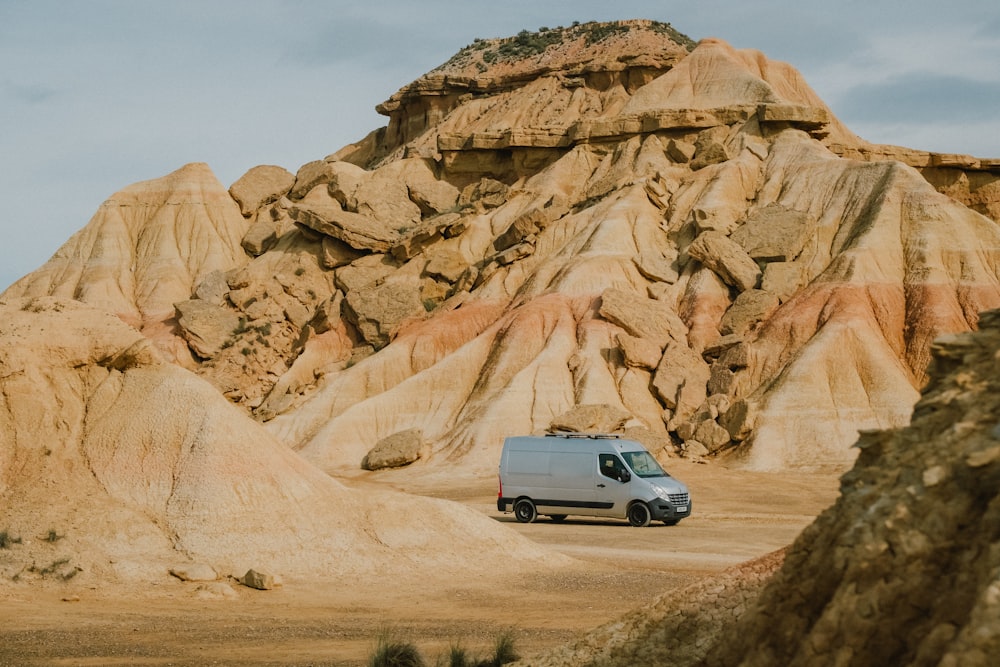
<box><xmin>729</xmin><ymin>203</ymin><xmax>812</xmax><ymax>262</ymax></box>
<box><xmin>361</xmin><ymin>429</ymin><xmax>428</xmax><ymax>470</ymax></box>
<box><xmin>687</xmin><ymin>231</ymin><xmax>762</xmax><ymax>292</ymax></box>
<box><xmin>174</xmin><ymin>299</ymin><xmax>241</xmax><ymax>359</ymax></box>
<box><xmin>599</xmin><ymin>288</ymin><xmax>687</xmax><ymax>350</ymax></box>
<box><xmin>228</xmin><ymin>165</ymin><xmax>295</xmax><ymax>217</ymax></box>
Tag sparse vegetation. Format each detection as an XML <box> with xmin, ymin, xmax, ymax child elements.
<box><xmin>436</xmin><ymin>20</ymin><xmax>697</xmax><ymax>73</ymax></box>
<box><xmin>369</xmin><ymin>630</ymin><xmax>424</xmax><ymax>667</ymax></box>
<box><xmin>0</xmin><ymin>530</ymin><xmax>22</xmax><ymax>549</ymax></box>
<box><xmin>366</xmin><ymin>629</ymin><xmax>518</xmax><ymax>667</ymax></box>
<box><xmin>42</xmin><ymin>529</ymin><xmax>64</xmax><ymax>543</ymax></box>
<box><xmin>294</xmin><ymin>267</ymin><xmax>306</xmax><ymax>276</ymax></box>
<box><xmin>241</xmin><ymin>347</ymin><xmax>252</xmax><ymax>356</ymax></box>
<box><xmin>233</xmin><ymin>317</ymin><xmax>250</xmax><ymax>335</ymax></box>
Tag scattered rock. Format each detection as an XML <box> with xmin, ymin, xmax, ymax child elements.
<box><xmin>719</xmin><ymin>289</ymin><xmax>780</xmax><ymax>336</ymax></box>
<box><xmin>194</xmin><ymin>582</ymin><xmax>240</xmax><ymax>600</ymax></box>
<box><xmin>687</xmin><ymin>231</ymin><xmax>762</xmax><ymax>292</ymax></box>
<box><xmin>730</xmin><ymin>204</ymin><xmax>812</xmax><ymax>263</ymax></box>
<box><xmin>240</xmin><ymin>569</ymin><xmax>281</xmax><ymax>590</ymax></box>
<box><xmin>362</xmin><ymin>429</ymin><xmax>428</xmax><ymax>470</ymax></box>
<box><xmin>600</xmin><ymin>288</ymin><xmax>687</xmax><ymax>350</ymax></box>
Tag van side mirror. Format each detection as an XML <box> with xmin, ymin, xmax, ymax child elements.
<box><xmin>619</xmin><ymin>470</ymin><xmax>631</xmax><ymax>483</ymax></box>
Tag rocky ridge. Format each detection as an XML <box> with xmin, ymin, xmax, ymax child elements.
<box><xmin>5</xmin><ymin>21</ymin><xmax>1000</xmax><ymax>483</ymax></box>
<box><xmin>521</xmin><ymin>309</ymin><xmax>1000</xmax><ymax>666</ymax></box>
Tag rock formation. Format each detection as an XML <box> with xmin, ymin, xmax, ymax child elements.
<box><xmin>5</xmin><ymin>19</ymin><xmax>1000</xmax><ymax>482</ymax></box>
<box><xmin>522</xmin><ymin>309</ymin><xmax>1000</xmax><ymax>666</ymax></box>
<box><xmin>0</xmin><ymin>297</ymin><xmax>558</xmax><ymax>585</ymax></box>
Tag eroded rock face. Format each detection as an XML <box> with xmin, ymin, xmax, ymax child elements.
<box><xmin>6</xmin><ymin>22</ymin><xmax>1000</xmax><ymax>478</ymax></box>
<box><xmin>701</xmin><ymin>309</ymin><xmax>1000</xmax><ymax>665</ymax></box>
<box><xmin>0</xmin><ymin>297</ymin><xmax>559</xmax><ymax>585</ymax></box>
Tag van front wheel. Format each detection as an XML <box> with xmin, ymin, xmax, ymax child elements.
<box><xmin>627</xmin><ymin>502</ymin><xmax>651</xmax><ymax>527</ymax></box>
<box><xmin>514</xmin><ymin>498</ymin><xmax>537</xmax><ymax>523</ymax></box>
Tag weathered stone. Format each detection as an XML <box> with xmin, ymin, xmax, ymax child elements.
<box><xmin>693</xmin><ymin>419</ymin><xmax>732</xmax><ymax>453</ymax></box>
<box><xmin>194</xmin><ymin>270</ymin><xmax>229</xmax><ymax>306</ymax></box>
<box><xmin>240</xmin><ymin>569</ymin><xmax>280</xmax><ymax>590</ymax></box>
<box><xmin>495</xmin><ymin>242</ymin><xmax>534</xmax><ymax>265</ymax></box>
<box><xmin>391</xmin><ymin>226</ymin><xmax>444</xmax><ymax>261</ymax></box>
<box><xmin>550</xmin><ymin>404</ymin><xmax>632</xmax><ymax>434</ymax></box>
<box><xmin>424</xmin><ymin>249</ymin><xmax>469</xmax><ymax>283</ymax></box>
<box><xmin>720</xmin><ymin>398</ymin><xmax>757</xmax><ymax>441</ymax></box>
<box><xmin>290</xmin><ymin>160</ymin><xmax>336</xmax><ymax>200</ymax></box>
<box><xmin>320</xmin><ymin>236</ymin><xmax>366</xmax><ymax>270</ymax></box>
<box><xmin>720</xmin><ymin>289</ymin><xmax>780</xmax><ymax>336</ymax></box>
<box><xmin>241</xmin><ymin>217</ymin><xmax>280</xmax><ymax>257</ymax></box>
<box><xmin>690</xmin><ymin>127</ymin><xmax>731</xmax><ymax>170</ymax></box>
<box><xmin>290</xmin><ymin>198</ymin><xmax>400</xmax><ymax>253</ymax></box>
<box><xmin>653</xmin><ymin>341</ymin><xmax>711</xmax><ymax>420</ymax></box>
<box><xmin>687</xmin><ymin>231</ymin><xmax>762</xmax><ymax>292</ymax></box>
<box><xmin>459</xmin><ymin>178</ymin><xmax>509</xmax><ymax>209</ymax></box>
<box><xmin>343</xmin><ymin>278</ymin><xmax>425</xmax><ymax>349</ymax></box>
<box><xmin>600</xmin><ymin>288</ymin><xmax>687</xmax><ymax>350</ymax></box>
<box><xmin>175</xmin><ymin>300</ymin><xmax>241</xmax><ymax>359</ymax></box>
<box><xmin>169</xmin><ymin>563</ymin><xmax>218</xmax><ymax>582</ymax></box>
<box><xmin>617</xmin><ymin>333</ymin><xmax>663</xmax><ymax>369</ymax></box>
<box><xmin>325</xmin><ymin>161</ymin><xmax>367</xmax><ymax>209</ymax></box>
<box><xmin>635</xmin><ymin>252</ymin><xmax>679</xmax><ymax>284</ymax></box>
<box><xmin>362</xmin><ymin>429</ymin><xmax>427</xmax><ymax>470</ymax></box>
<box><xmin>229</xmin><ymin>165</ymin><xmax>295</xmax><ymax>216</ymax></box>
<box><xmin>730</xmin><ymin>204</ymin><xmax>812</xmax><ymax>262</ymax></box>
<box><xmin>761</xmin><ymin>261</ymin><xmax>808</xmax><ymax>303</ymax></box>
<box><xmin>667</xmin><ymin>138</ymin><xmax>697</xmax><ymax>163</ymax></box>
<box><xmin>354</xmin><ymin>169</ymin><xmax>423</xmax><ymax>228</ymax></box>
<box><xmin>702</xmin><ymin>334</ymin><xmax>744</xmax><ymax>359</ymax></box>
<box><xmin>408</xmin><ymin>178</ymin><xmax>460</xmax><ymax>216</ymax></box>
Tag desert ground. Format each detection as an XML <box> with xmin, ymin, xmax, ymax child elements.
<box><xmin>0</xmin><ymin>461</ymin><xmax>839</xmax><ymax>667</ymax></box>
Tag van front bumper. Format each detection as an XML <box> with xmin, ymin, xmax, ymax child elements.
<box><xmin>649</xmin><ymin>500</ymin><xmax>692</xmax><ymax>521</ymax></box>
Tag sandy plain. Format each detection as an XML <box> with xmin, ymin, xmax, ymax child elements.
<box><xmin>0</xmin><ymin>460</ymin><xmax>840</xmax><ymax>666</ymax></box>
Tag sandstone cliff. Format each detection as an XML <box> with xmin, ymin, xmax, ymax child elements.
<box><xmin>5</xmin><ymin>20</ymin><xmax>1000</xmax><ymax>481</ymax></box>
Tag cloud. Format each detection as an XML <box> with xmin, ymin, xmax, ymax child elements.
<box><xmin>836</xmin><ymin>72</ymin><xmax>1000</xmax><ymax>124</ymax></box>
<box><xmin>1</xmin><ymin>80</ymin><xmax>58</xmax><ymax>105</ymax></box>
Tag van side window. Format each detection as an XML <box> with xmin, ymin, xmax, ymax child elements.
<box><xmin>599</xmin><ymin>454</ymin><xmax>628</xmax><ymax>482</ymax></box>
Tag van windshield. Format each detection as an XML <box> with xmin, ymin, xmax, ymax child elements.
<box><xmin>620</xmin><ymin>450</ymin><xmax>669</xmax><ymax>478</ymax></box>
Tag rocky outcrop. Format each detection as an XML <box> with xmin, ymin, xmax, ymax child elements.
<box><xmin>2</xmin><ymin>163</ymin><xmax>251</xmax><ymax>360</ymax></box>
<box><xmin>6</xmin><ymin>22</ymin><xmax>1000</xmax><ymax>478</ymax></box>
<box><xmin>701</xmin><ymin>309</ymin><xmax>1000</xmax><ymax>665</ymax></box>
<box><xmin>228</xmin><ymin>165</ymin><xmax>295</xmax><ymax>217</ymax></box>
<box><xmin>0</xmin><ymin>297</ymin><xmax>560</xmax><ymax>585</ymax></box>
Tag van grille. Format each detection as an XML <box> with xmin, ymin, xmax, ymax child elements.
<box><xmin>668</xmin><ymin>492</ymin><xmax>689</xmax><ymax>505</ymax></box>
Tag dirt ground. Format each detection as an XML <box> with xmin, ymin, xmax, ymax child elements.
<box><xmin>0</xmin><ymin>460</ymin><xmax>841</xmax><ymax>666</ymax></box>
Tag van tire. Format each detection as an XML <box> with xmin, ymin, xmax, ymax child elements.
<box><xmin>514</xmin><ymin>498</ymin><xmax>537</xmax><ymax>523</ymax></box>
<box><xmin>548</xmin><ymin>514</ymin><xmax>567</xmax><ymax>523</ymax></box>
<box><xmin>627</xmin><ymin>502</ymin><xmax>651</xmax><ymax>527</ymax></box>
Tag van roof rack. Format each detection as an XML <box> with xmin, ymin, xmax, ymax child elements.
<box><xmin>544</xmin><ymin>431</ymin><xmax>622</xmax><ymax>439</ymax></box>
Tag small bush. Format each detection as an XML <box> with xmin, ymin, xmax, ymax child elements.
<box><xmin>0</xmin><ymin>530</ymin><xmax>22</xmax><ymax>549</ymax></box>
<box><xmin>42</xmin><ymin>529</ymin><xmax>64</xmax><ymax>543</ymax></box>
<box><xmin>369</xmin><ymin>630</ymin><xmax>424</xmax><ymax>667</ymax></box>
<box><xmin>240</xmin><ymin>347</ymin><xmax>252</xmax><ymax>356</ymax></box>
<box><xmin>484</xmin><ymin>629</ymin><xmax>518</xmax><ymax>666</ymax></box>
<box><xmin>233</xmin><ymin>317</ymin><xmax>250</xmax><ymax>335</ymax></box>
<box><xmin>294</xmin><ymin>267</ymin><xmax>306</xmax><ymax>276</ymax></box>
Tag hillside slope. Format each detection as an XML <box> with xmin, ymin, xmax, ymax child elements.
<box><xmin>5</xmin><ymin>21</ymin><xmax>1000</xmax><ymax>480</ymax></box>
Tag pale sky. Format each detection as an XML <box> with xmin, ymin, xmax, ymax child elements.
<box><xmin>2</xmin><ymin>1</ymin><xmax>999</xmax><ymax>291</ymax></box>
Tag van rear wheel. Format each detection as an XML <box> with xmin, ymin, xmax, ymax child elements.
<box><xmin>627</xmin><ymin>502</ymin><xmax>651</xmax><ymax>527</ymax></box>
<box><xmin>514</xmin><ymin>498</ymin><xmax>537</xmax><ymax>523</ymax></box>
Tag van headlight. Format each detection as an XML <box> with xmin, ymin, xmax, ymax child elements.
<box><xmin>651</xmin><ymin>484</ymin><xmax>671</xmax><ymax>500</ymax></box>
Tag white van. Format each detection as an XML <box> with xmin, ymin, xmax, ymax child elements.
<box><xmin>497</xmin><ymin>433</ymin><xmax>691</xmax><ymax>527</ymax></box>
